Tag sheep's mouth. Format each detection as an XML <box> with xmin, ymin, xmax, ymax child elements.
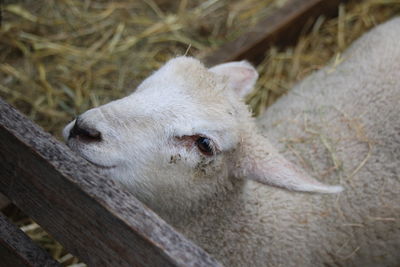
<box><xmin>67</xmin><ymin>142</ymin><xmax>116</xmax><ymax>169</ymax></box>
<box><xmin>82</xmin><ymin>156</ymin><xmax>116</xmax><ymax>169</ymax></box>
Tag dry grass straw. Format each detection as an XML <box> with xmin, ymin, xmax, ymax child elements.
<box><xmin>1</xmin><ymin>0</ymin><xmax>400</xmax><ymax>265</ymax></box>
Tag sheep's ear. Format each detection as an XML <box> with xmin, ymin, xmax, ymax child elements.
<box><xmin>232</xmin><ymin>134</ymin><xmax>343</xmax><ymax>194</ymax></box>
<box><xmin>209</xmin><ymin>61</ymin><xmax>258</xmax><ymax>98</ymax></box>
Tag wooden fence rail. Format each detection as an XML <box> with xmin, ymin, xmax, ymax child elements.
<box><xmin>204</xmin><ymin>0</ymin><xmax>346</xmax><ymax>65</ymax></box>
<box><xmin>0</xmin><ymin>212</ymin><xmax>61</xmax><ymax>267</ymax></box>
<box><xmin>0</xmin><ymin>98</ymin><xmax>222</xmax><ymax>267</ymax></box>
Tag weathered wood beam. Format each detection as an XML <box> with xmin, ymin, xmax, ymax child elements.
<box><xmin>0</xmin><ymin>212</ymin><xmax>60</xmax><ymax>267</ymax></box>
<box><xmin>204</xmin><ymin>0</ymin><xmax>346</xmax><ymax>65</ymax></box>
<box><xmin>0</xmin><ymin>98</ymin><xmax>222</xmax><ymax>267</ymax></box>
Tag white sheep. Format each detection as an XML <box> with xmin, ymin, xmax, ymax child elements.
<box><xmin>63</xmin><ymin>18</ymin><xmax>400</xmax><ymax>266</ymax></box>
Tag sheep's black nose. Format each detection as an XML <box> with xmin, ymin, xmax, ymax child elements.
<box><xmin>69</xmin><ymin>117</ymin><xmax>102</xmax><ymax>142</ymax></box>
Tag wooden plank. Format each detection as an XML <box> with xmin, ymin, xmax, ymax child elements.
<box><xmin>0</xmin><ymin>193</ymin><xmax>10</xmax><ymax>210</ymax></box>
<box><xmin>0</xmin><ymin>212</ymin><xmax>60</xmax><ymax>267</ymax></box>
<box><xmin>204</xmin><ymin>0</ymin><xmax>345</xmax><ymax>65</ymax></box>
<box><xmin>0</xmin><ymin>98</ymin><xmax>222</xmax><ymax>267</ymax></box>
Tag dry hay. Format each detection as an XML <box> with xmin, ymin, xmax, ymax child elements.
<box><xmin>1</xmin><ymin>0</ymin><xmax>400</xmax><ymax>265</ymax></box>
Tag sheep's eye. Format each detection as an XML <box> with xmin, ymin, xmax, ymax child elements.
<box><xmin>196</xmin><ymin>137</ymin><xmax>213</xmax><ymax>156</ymax></box>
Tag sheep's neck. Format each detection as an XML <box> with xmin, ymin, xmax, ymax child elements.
<box><xmin>170</xmin><ymin>178</ymin><xmax>251</xmax><ymax>244</ymax></box>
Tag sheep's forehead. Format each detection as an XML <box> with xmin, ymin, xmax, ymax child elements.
<box><xmin>126</xmin><ymin>58</ymin><xmax>236</xmax><ymax>122</ymax></box>
<box><xmin>163</xmin><ymin>57</ymin><xmax>217</xmax><ymax>87</ymax></box>
<box><xmin>125</xmin><ymin>86</ymin><xmax>238</xmax><ymax>130</ymax></box>
<box><xmin>138</xmin><ymin>57</ymin><xmax>226</xmax><ymax>102</ymax></box>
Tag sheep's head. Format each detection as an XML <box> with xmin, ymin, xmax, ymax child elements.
<box><xmin>63</xmin><ymin>57</ymin><xmax>342</xmax><ymax>219</ymax></box>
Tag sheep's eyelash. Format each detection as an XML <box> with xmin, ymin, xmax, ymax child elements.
<box><xmin>174</xmin><ymin>135</ymin><xmax>220</xmax><ymax>155</ymax></box>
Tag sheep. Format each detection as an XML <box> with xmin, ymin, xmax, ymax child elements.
<box><xmin>63</xmin><ymin>17</ymin><xmax>400</xmax><ymax>267</ymax></box>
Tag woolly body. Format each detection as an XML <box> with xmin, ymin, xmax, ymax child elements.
<box><xmin>64</xmin><ymin>18</ymin><xmax>400</xmax><ymax>266</ymax></box>
<box><xmin>252</xmin><ymin>18</ymin><xmax>400</xmax><ymax>266</ymax></box>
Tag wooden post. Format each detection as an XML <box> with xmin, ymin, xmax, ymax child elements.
<box><xmin>0</xmin><ymin>98</ymin><xmax>222</xmax><ymax>267</ymax></box>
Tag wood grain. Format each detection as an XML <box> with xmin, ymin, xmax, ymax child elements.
<box><xmin>204</xmin><ymin>0</ymin><xmax>345</xmax><ymax>65</ymax></box>
<box><xmin>0</xmin><ymin>213</ymin><xmax>60</xmax><ymax>267</ymax></box>
<box><xmin>0</xmin><ymin>98</ymin><xmax>222</xmax><ymax>267</ymax></box>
